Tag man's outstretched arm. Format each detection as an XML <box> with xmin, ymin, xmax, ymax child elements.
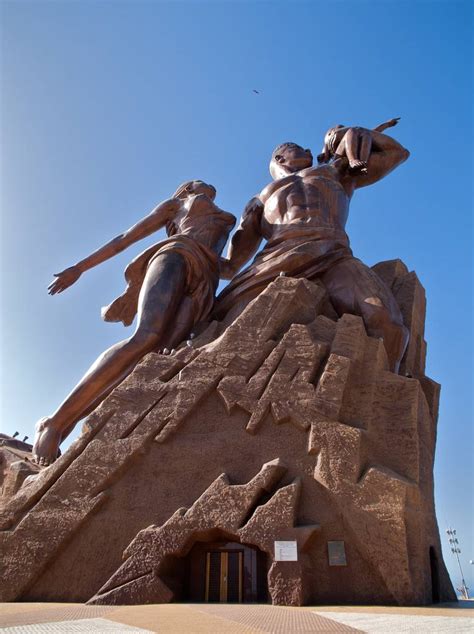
<box><xmin>220</xmin><ymin>197</ymin><xmax>264</xmax><ymax>280</ymax></box>
<box><xmin>345</xmin><ymin>129</ymin><xmax>410</xmax><ymax>191</ymax></box>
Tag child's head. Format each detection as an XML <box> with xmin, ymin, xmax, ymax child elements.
<box><xmin>318</xmin><ymin>124</ymin><xmax>345</xmax><ymax>164</ymax></box>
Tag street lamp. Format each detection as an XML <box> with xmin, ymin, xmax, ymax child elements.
<box><xmin>446</xmin><ymin>528</ymin><xmax>469</xmax><ymax>600</ymax></box>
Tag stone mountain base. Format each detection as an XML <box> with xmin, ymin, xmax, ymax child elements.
<box><xmin>0</xmin><ymin>260</ymin><xmax>455</xmax><ymax>606</ymax></box>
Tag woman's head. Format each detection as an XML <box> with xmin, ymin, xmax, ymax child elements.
<box><xmin>173</xmin><ymin>180</ymin><xmax>216</xmax><ymax>201</ymax></box>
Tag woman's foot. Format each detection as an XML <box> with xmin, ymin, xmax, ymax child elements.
<box><xmin>32</xmin><ymin>417</ymin><xmax>62</xmax><ymax>466</ymax></box>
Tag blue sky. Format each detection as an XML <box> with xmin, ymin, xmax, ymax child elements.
<box><xmin>1</xmin><ymin>0</ymin><xmax>472</xmax><ymax>595</ymax></box>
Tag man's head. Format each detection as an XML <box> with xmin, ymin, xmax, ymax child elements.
<box><xmin>270</xmin><ymin>143</ymin><xmax>313</xmax><ymax>179</ymax></box>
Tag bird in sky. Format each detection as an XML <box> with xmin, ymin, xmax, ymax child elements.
<box><xmin>252</xmin><ymin>89</ymin><xmax>260</xmax><ymax>94</ymax></box>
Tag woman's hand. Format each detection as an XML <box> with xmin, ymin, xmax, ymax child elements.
<box><xmin>48</xmin><ymin>265</ymin><xmax>82</xmax><ymax>295</ymax></box>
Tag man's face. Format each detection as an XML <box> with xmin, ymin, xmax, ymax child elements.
<box><xmin>273</xmin><ymin>144</ymin><xmax>313</xmax><ymax>172</ymax></box>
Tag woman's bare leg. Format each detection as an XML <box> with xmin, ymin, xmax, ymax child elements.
<box><xmin>59</xmin><ymin>294</ymin><xmax>196</xmax><ymax>445</ymax></box>
<box><xmin>33</xmin><ymin>252</ymin><xmax>189</xmax><ymax>465</ymax></box>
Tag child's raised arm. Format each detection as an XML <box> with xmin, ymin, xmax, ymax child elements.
<box><xmin>373</xmin><ymin>117</ymin><xmax>400</xmax><ymax>133</ymax></box>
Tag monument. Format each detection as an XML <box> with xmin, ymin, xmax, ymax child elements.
<box><xmin>0</xmin><ymin>123</ymin><xmax>456</xmax><ymax>606</ymax></box>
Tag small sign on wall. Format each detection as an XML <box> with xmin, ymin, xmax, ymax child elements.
<box><xmin>328</xmin><ymin>540</ymin><xmax>347</xmax><ymax>566</ymax></box>
<box><xmin>274</xmin><ymin>540</ymin><xmax>298</xmax><ymax>561</ymax></box>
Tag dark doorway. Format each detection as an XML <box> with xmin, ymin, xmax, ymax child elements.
<box><xmin>429</xmin><ymin>546</ymin><xmax>440</xmax><ymax>603</ymax></box>
<box><xmin>186</xmin><ymin>540</ymin><xmax>268</xmax><ymax>603</ymax></box>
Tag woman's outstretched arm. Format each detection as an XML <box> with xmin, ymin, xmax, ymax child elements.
<box><xmin>48</xmin><ymin>198</ymin><xmax>181</xmax><ymax>294</ymax></box>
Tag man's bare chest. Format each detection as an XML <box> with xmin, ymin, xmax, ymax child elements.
<box><xmin>264</xmin><ymin>174</ymin><xmax>348</xmax><ymax>220</ymax></box>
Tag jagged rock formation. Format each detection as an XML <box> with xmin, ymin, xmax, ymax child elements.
<box><xmin>0</xmin><ymin>435</ymin><xmax>39</xmax><ymax>501</ymax></box>
<box><xmin>0</xmin><ymin>260</ymin><xmax>455</xmax><ymax>606</ymax></box>
<box><xmin>88</xmin><ymin>459</ymin><xmax>319</xmax><ymax>606</ymax></box>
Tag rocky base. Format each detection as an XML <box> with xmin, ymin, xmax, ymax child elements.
<box><xmin>0</xmin><ymin>260</ymin><xmax>455</xmax><ymax>606</ymax></box>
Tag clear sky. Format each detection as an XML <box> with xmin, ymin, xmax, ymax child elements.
<box><xmin>1</xmin><ymin>0</ymin><xmax>472</xmax><ymax>596</ymax></box>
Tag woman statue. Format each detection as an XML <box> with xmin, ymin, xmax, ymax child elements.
<box><xmin>32</xmin><ymin>180</ymin><xmax>236</xmax><ymax>466</ymax></box>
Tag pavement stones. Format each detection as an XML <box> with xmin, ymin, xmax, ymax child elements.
<box><xmin>1</xmin><ymin>602</ymin><xmax>473</xmax><ymax>633</ymax></box>
<box><xmin>313</xmin><ymin>610</ymin><xmax>474</xmax><ymax>633</ymax></box>
<box><xmin>1</xmin><ymin>619</ymin><xmax>151</xmax><ymax>633</ymax></box>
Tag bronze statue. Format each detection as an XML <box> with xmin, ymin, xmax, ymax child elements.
<box><xmin>317</xmin><ymin>118</ymin><xmax>401</xmax><ymax>173</ymax></box>
<box><xmin>32</xmin><ymin>181</ymin><xmax>235</xmax><ymax>465</ymax></box>
<box><xmin>215</xmin><ymin>127</ymin><xmax>410</xmax><ymax>373</ymax></box>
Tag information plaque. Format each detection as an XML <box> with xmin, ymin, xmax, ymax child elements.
<box><xmin>327</xmin><ymin>540</ymin><xmax>347</xmax><ymax>566</ymax></box>
<box><xmin>274</xmin><ymin>540</ymin><xmax>298</xmax><ymax>561</ymax></box>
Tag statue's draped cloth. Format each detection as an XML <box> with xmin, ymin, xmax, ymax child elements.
<box><xmin>214</xmin><ymin>227</ymin><xmax>353</xmax><ymax>318</ymax></box>
<box><xmin>102</xmin><ymin>235</ymin><xmax>219</xmax><ymax>327</ymax></box>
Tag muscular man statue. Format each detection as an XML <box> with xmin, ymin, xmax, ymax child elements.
<box><xmin>33</xmin><ymin>180</ymin><xmax>235</xmax><ymax>466</ymax></box>
<box><xmin>214</xmin><ymin>128</ymin><xmax>410</xmax><ymax>373</ymax></box>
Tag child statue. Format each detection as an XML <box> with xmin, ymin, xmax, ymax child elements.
<box><xmin>317</xmin><ymin>117</ymin><xmax>401</xmax><ymax>173</ymax></box>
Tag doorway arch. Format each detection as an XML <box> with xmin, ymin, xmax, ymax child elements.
<box><xmin>185</xmin><ymin>540</ymin><xmax>268</xmax><ymax>603</ymax></box>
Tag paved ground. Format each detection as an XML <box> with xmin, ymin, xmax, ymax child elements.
<box><xmin>0</xmin><ymin>601</ymin><xmax>472</xmax><ymax>633</ymax></box>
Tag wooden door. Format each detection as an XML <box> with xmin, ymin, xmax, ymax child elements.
<box><xmin>205</xmin><ymin>551</ymin><xmax>243</xmax><ymax>602</ymax></box>
<box><xmin>186</xmin><ymin>540</ymin><xmax>267</xmax><ymax>603</ymax></box>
